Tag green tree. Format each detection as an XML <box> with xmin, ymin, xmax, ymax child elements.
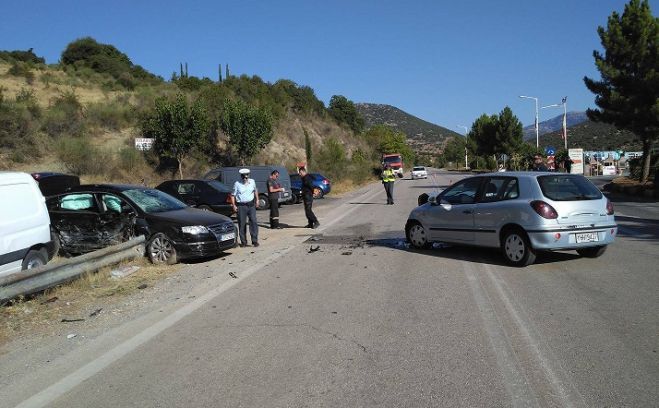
<box><xmin>584</xmin><ymin>0</ymin><xmax>658</xmax><ymax>182</ymax></box>
<box><xmin>363</xmin><ymin>124</ymin><xmax>415</xmax><ymax>164</ymax></box>
<box><xmin>304</xmin><ymin>128</ymin><xmax>313</xmax><ymax>165</ymax></box>
<box><xmin>469</xmin><ymin>114</ymin><xmax>498</xmax><ymax>155</ymax></box>
<box><xmin>328</xmin><ymin>95</ymin><xmax>365</xmax><ymax>133</ymax></box>
<box><xmin>441</xmin><ymin>137</ymin><xmax>467</xmax><ymax>169</ymax></box>
<box><xmin>220</xmin><ymin>99</ymin><xmax>273</xmax><ymax>165</ymax></box>
<box><xmin>495</xmin><ymin>106</ymin><xmax>524</xmax><ymax>155</ymax></box>
<box><xmin>141</xmin><ymin>94</ymin><xmax>210</xmax><ymax>179</ymax></box>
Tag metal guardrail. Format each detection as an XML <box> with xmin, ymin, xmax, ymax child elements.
<box><xmin>0</xmin><ymin>236</ymin><xmax>146</xmax><ymax>303</ymax></box>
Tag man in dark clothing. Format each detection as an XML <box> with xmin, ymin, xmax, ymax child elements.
<box><xmin>267</xmin><ymin>170</ymin><xmax>284</xmax><ymax>229</ymax></box>
<box><xmin>299</xmin><ymin>167</ymin><xmax>319</xmax><ymax>229</ymax></box>
<box><xmin>532</xmin><ymin>154</ymin><xmax>549</xmax><ymax>171</ymax></box>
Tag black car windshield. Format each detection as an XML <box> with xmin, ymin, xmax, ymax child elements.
<box><xmin>123</xmin><ymin>189</ymin><xmax>187</xmax><ymax>213</ymax></box>
<box><xmin>207</xmin><ymin>180</ymin><xmax>231</xmax><ymax>193</ymax></box>
<box><xmin>383</xmin><ymin>156</ymin><xmax>401</xmax><ymax>163</ymax></box>
<box><xmin>538</xmin><ymin>175</ymin><xmax>602</xmax><ymax>201</ymax></box>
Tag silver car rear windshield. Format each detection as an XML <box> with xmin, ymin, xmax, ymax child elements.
<box><xmin>537</xmin><ymin>175</ymin><xmax>602</xmax><ymax>201</ymax></box>
<box><xmin>123</xmin><ymin>189</ymin><xmax>187</xmax><ymax>213</ymax></box>
<box><xmin>413</xmin><ymin>167</ymin><xmax>425</xmax><ymax>171</ymax></box>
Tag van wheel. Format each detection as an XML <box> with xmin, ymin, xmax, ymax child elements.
<box><xmin>147</xmin><ymin>233</ymin><xmax>178</xmax><ymax>265</ymax></box>
<box><xmin>22</xmin><ymin>248</ymin><xmax>48</xmax><ymax>270</ymax></box>
<box><xmin>577</xmin><ymin>246</ymin><xmax>607</xmax><ymax>258</ymax></box>
<box><xmin>258</xmin><ymin>194</ymin><xmax>270</xmax><ymax>210</ymax></box>
<box><xmin>501</xmin><ymin>229</ymin><xmax>536</xmax><ymax>267</ymax></box>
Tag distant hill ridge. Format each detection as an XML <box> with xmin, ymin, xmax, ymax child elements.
<box><xmin>523</xmin><ymin>111</ymin><xmax>589</xmax><ymax>139</ymax></box>
<box><xmin>355</xmin><ymin>103</ymin><xmax>460</xmax><ymax>154</ymax></box>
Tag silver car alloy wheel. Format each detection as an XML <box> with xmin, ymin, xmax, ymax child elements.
<box><xmin>504</xmin><ymin>233</ymin><xmax>525</xmax><ymax>262</ymax></box>
<box><xmin>409</xmin><ymin>224</ymin><xmax>427</xmax><ymax>248</ymax></box>
<box><xmin>150</xmin><ymin>235</ymin><xmax>174</xmax><ymax>263</ymax></box>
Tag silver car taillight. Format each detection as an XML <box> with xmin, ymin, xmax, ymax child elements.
<box><xmin>606</xmin><ymin>199</ymin><xmax>614</xmax><ymax>215</ymax></box>
<box><xmin>530</xmin><ymin>200</ymin><xmax>558</xmax><ymax>219</ymax></box>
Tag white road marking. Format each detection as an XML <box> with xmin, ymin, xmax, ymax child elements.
<box><xmin>482</xmin><ymin>263</ymin><xmax>586</xmax><ymax>408</ymax></box>
<box><xmin>463</xmin><ymin>261</ymin><xmax>540</xmax><ymax>407</ymax></box>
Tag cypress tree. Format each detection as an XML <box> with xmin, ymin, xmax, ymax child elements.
<box><xmin>304</xmin><ymin>128</ymin><xmax>312</xmax><ymax>164</ymax></box>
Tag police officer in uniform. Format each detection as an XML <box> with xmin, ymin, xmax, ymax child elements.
<box><xmin>230</xmin><ymin>168</ymin><xmax>259</xmax><ymax>247</ymax></box>
<box><xmin>267</xmin><ymin>169</ymin><xmax>284</xmax><ymax>229</ymax></box>
<box><xmin>381</xmin><ymin>163</ymin><xmax>396</xmax><ymax>204</ymax></box>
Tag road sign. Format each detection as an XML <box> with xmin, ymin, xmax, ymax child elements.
<box><xmin>545</xmin><ymin>146</ymin><xmax>556</xmax><ymax>156</ymax></box>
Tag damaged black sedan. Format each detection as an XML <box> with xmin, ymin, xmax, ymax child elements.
<box><xmin>46</xmin><ymin>184</ymin><xmax>236</xmax><ymax>264</ymax></box>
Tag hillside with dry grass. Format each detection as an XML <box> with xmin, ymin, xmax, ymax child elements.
<box><xmin>0</xmin><ymin>54</ymin><xmax>377</xmax><ymax>190</ymax></box>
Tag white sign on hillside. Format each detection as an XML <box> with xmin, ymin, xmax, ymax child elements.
<box><xmin>134</xmin><ymin>138</ymin><xmax>154</xmax><ymax>151</ymax></box>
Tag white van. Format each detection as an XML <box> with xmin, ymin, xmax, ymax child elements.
<box><xmin>0</xmin><ymin>172</ymin><xmax>54</xmax><ymax>278</ymax></box>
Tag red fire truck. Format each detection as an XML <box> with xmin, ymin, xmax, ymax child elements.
<box><xmin>382</xmin><ymin>153</ymin><xmax>404</xmax><ymax>178</ymax></box>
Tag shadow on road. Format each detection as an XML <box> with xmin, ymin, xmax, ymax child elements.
<box><xmin>348</xmin><ymin>202</ymin><xmax>387</xmax><ymax>205</ymax></box>
<box><xmin>364</xmin><ymin>236</ymin><xmax>582</xmax><ymax>267</ymax></box>
<box><xmin>615</xmin><ymin>216</ymin><xmax>659</xmax><ymax>243</ymax></box>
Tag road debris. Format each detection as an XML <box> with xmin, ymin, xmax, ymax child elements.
<box><xmin>309</xmin><ymin>245</ymin><xmax>321</xmax><ymax>253</ymax></box>
<box><xmin>61</xmin><ymin>318</ymin><xmax>85</xmax><ymax>323</ymax></box>
<box><xmin>40</xmin><ymin>296</ymin><xmax>58</xmax><ymax>305</ymax></box>
<box><xmin>110</xmin><ymin>265</ymin><xmax>141</xmax><ymax>279</ymax></box>
<box><xmin>137</xmin><ymin>284</ymin><xmax>148</xmax><ymax>290</ymax></box>
<box><xmin>341</xmin><ymin>251</ymin><xmax>353</xmax><ymax>256</ymax></box>
<box><xmin>229</xmin><ymin>272</ymin><xmax>238</xmax><ymax>279</ymax></box>
<box><xmin>89</xmin><ymin>308</ymin><xmax>102</xmax><ymax>317</ymax></box>
<box><xmin>66</xmin><ymin>334</ymin><xmax>77</xmax><ymax>339</ymax></box>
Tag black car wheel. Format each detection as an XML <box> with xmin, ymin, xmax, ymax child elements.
<box><xmin>501</xmin><ymin>228</ymin><xmax>536</xmax><ymax>267</ymax></box>
<box><xmin>147</xmin><ymin>233</ymin><xmax>178</xmax><ymax>265</ymax></box>
<box><xmin>406</xmin><ymin>222</ymin><xmax>432</xmax><ymax>249</ymax></box>
<box><xmin>576</xmin><ymin>245</ymin><xmax>607</xmax><ymax>258</ymax></box>
<box><xmin>22</xmin><ymin>248</ymin><xmax>48</xmax><ymax>270</ymax></box>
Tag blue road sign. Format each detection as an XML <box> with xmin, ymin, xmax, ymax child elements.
<box><xmin>545</xmin><ymin>146</ymin><xmax>556</xmax><ymax>156</ymax></box>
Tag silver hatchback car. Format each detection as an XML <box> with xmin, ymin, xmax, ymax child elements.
<box><xmin>405</xmin><ymin>172</ymin><xmax>617</xmax><ymax>266</ymax></box>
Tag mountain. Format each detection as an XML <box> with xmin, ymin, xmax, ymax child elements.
<box><xmin>537</xmin><ymin>120</ymin><xmax>642</xmax><ymax>152</ymax></box>
<box><xmin>523</xmin><ymin>111</ymin><xmax>588</xmax><ymax>140</ymax></box>
<box><xmin>355</xmin><ymin>103</ymin><xmax>460</xmax><ymax>154</ymax></box>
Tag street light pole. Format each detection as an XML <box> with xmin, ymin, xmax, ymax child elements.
<box><xmin>519</xmin><ymin>95</ymin><xmax>539</xmax><ymax>148</ymax></box>
<box><xmin>541</xmin><ymin>96</ymin><xmax>568</xmax><ymax>150</ymax></box>
<box><xmin>457</xmin><ymin>125</ymin><xmax>469</xmax><ymax>169</ymax></box>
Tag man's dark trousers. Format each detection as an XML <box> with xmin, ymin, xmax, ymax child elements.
<box><xmin>237</xmin><ymin>203</ymin><xmax>258</xmax><ymax>244</ymax></box>
<box><xmin>384</xmin><ymin>181</ymin><xmax>394</xmax><ymax>204</ymax></box>
<box><xmin>303</xmin><ymin>195</ymin><xmax>318</xmax><ymax>226</ymax></box>
<box><xmin>269</xmin><ymin>194</ymin><xmax>279</xmax><ymax>228</ymax></box>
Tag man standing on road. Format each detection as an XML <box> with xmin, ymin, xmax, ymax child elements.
<box><xmin>381</xmin><ymin>163</ymin><xmax>396</xmax><ymax>204</ymax></box>
<box><xmin>230</xmin><ymin>168</ymin><xmax>260</xmax><ymax>247</ymax></box>
<box><xmin>267</xmin><ymin>170</ymin><xmax>284</xmax><ymax>229</ymax></box>
<box><xmin>299</xmin><ymin>167</ymin><xmax>319</xmax><ymax>229</ymax></box>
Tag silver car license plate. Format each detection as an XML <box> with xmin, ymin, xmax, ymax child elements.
<box><xmin>220</xmin><ymin>232</ymin><xmax>236</xmax><ymax>241</ymax></box>
<box><xmin>575</xmin><ymin>232</ymin><xmax>599</xmax><ymax>243</ymax></box>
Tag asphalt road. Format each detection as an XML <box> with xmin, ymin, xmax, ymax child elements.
<box><xmin>3</xmin><ymin>170</ymin><xmax>658</xmax><ymax>407</ymax></box>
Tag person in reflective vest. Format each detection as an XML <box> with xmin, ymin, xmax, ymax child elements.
<box><xmin>381</xmin><ymin>164</ymin><xmax>396</xmax><ymax>205</ymax></box>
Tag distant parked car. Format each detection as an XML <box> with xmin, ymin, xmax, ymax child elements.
<box><xmin>30</xmin><ymin>172</ymin><xmax>80</xmax><ymax>196</ymax></box>
<box><xmin>411</xmin><ymin>166</ymin><xmax>428</xmax><ymax>180</ymax></box>
<box><xmin>0</xmin><ymin>172</ymin><xmax>55</xmax><ymax>277</ymax></box>
<box><xmin>203</xmin><ymin>166</ymin><xmax>292</xmax><ymax>210</ymax></box>
<box><xmin>289</xmin><ymin>173</ymin><xmax>331</xmax><ymax>203</ymax></box>
<box><xmin>405</xmin><ymin>172</ymin><xmax>617</xmax><ymax>266</ymax></box>
<box><xmin>46</xmin><ymin>184</ymin><xmax>236</xmax><ymax>264</ymax></box>
<box><xmin>156</xmin><ymin>179</ymin><xmax>234</xmax><ymax>217</ymax></box>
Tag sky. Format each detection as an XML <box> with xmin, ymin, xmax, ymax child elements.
<box><xmin>0</xmin><ymin>0</ymin><xmax>640</xmax><ymax>133</ymax></box>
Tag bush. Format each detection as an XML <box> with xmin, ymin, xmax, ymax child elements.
<box><xmin>85</xmin><ymin>98</ymin><xmax>136</xmax><ymax>130</ymax></box>
<box><xmin>117</xmin><ymin>146</ymin><xmax>144</xmax><ymax>173</ymax></box>
<box><xmin>314</xmin><ymin>137</ymin><xmax>347</xmax><ymax>181</ymax></box>
<box><xmin>55</xmin><ymin>137</ymin><xmax>112</xmax><ymax>175</ymax></box>
<box><xmin>42</xmin><ymin>90</ymin><xmax>85</xmax><ymax>137</ymax></box>
<box><xmin>7</xmin><ymin>61</ymin><xmax>35</xmax><ymax>84</ymax></box>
